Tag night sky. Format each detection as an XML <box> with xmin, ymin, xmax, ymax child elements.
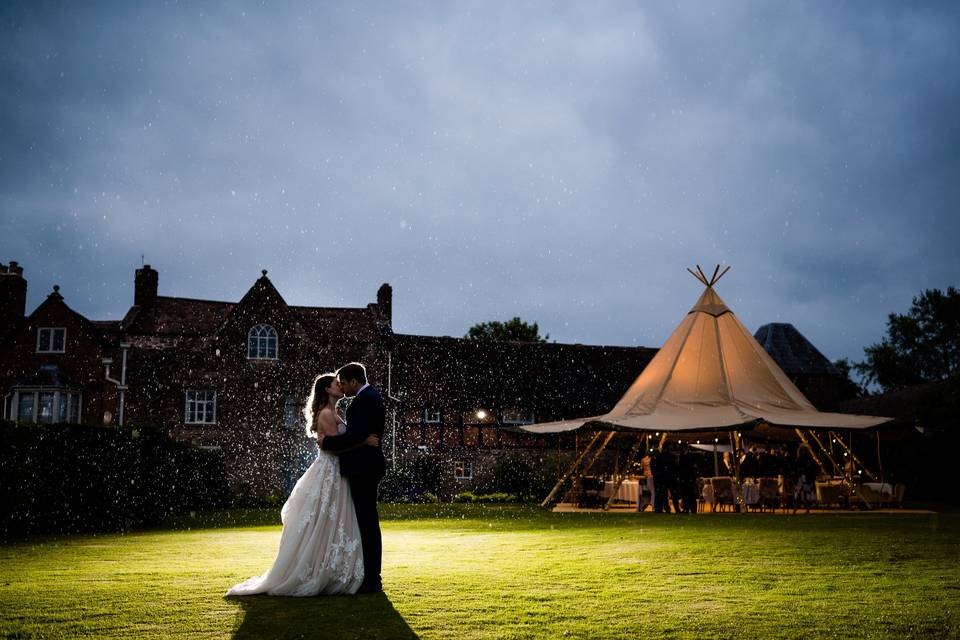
<box><xmin>2</xmin><ymin>2</ymin><xmax>958</xmax><ymax>367</ymax></box>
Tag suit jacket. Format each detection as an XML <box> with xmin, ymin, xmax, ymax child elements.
<box><xmin>321</xmin><ymin>385</ymin><xmax>387</xmax><ymax>479</ymax></box>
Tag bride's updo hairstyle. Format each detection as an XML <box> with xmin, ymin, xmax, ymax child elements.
<box><xmin>303</xmin><ymin>373</ymin><xmax>337</xmax><ymax>437</ymax></box>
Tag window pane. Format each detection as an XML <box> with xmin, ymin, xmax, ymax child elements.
<box><xmin>52</xmin><ymin>329</ymin><xmax>65</xmax><ymax>351</ymax></box>
<box><xmin>38</xmin><ymin>329</ymin><xmax>50</xmax><ymax>351</ymax></box>
<box><xmin>18</xmin><ymin>393</ymin><xmax>35</xmax><ymax>421</ymax></box>
<box><xmin>68</xmin><ymin>394</ymin><xmax>80</xmax><ymax>423</ymax></box>
<box><xmin>38</xmin><ymin>393</ymin><xmax>55</xmax><ymax>423</ymax></box>
<box><xmin>58</xmin><ymin>393</ymin><xmax>68</xmax><ymax>422</ymax></box>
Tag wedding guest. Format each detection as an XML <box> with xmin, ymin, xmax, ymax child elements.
<box><xmin>650</xmin><ymin>448</ymin><xmax>671</xmax><ymax>513</ymax></box>
<box><xmin>676</xmin><ymin>445</ymin><xmax>699</xmax><ymax>513</ymax></box>
<box><xmin>639</xmin><ymin>452</ymin><xmax>655</xmax><ymax>512</ymax></box>
<box><xmin>793</xmin><ymin>444</ymin><xmax>818</xmax><ymax>513</ymax></box>
<box><xmin>721</xmin><ymin>451</ymin><xmax>736</xmax><ymax>476</ymax></box>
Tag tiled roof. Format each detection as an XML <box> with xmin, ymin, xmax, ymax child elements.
<box><xmin>754</xmin><ymin>323</ymin><xmax>839</xmax><ymax>376</ymax></box>
<box><xmin>123</xmin><ymin>296</ymin><xmax>235</xmax><ymax>335</ymax></box>
<box><xmin>389</xmin><ymin>334</ymin><xmax>656</xmax><ymax>419</ymax></box>
<box><xmin>292</xmin><ymin>306</ymin><xmax>382</xmax><ymax>342</ymax></box>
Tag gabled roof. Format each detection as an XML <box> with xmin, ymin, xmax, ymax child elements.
<box><xmin>122</xmin><ymin>296</ymin><xmax>235</xmax><ymax>335</ymax></box>
<box><xmin>522</xmin><ymin>268</ymin><xmax>891</xmax><ymax>434</ymax></box>
<box><xmin>754</xmin><ymin>323</ymin><xmax>839</xmax><ymax>376</ymax></box>
<box><xmin>28</xmin><ymin>287</ymin><xmax>118</xmax><ymax>347</ymax></box>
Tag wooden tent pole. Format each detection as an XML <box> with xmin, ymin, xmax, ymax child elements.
<box><xmin>581</xmin><ymin>432</ymin><xmax>617</xmax><ymax>478</ymax></box>
<box><xmin>829</xmin><ymin>430</ymin><xmax>877</xmax><ymax>481</ymax></box>
<box><xmin>729</xmin><ymin>430</ymin><xmax>744</xmax><ymax>509</ymax></box>
<box><xmin>541</xmin><ymin>430</ymin><xmax>602</xmax><ymax>508</ymax></box>
<box><xmin>794</xmin><ymin>429</ymin><xmax>830</xmax><ymax>478</ymax></box>
<box><xmin>604</xmin><ymin>433</ymin><xmax>645</xmax><ymax>510</ymax></box>
<box><xmin>805</xmin><ymin>430</ymin><xmax>844</xmax><ymax>477</ymax></box>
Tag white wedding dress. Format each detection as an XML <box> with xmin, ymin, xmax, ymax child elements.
<box><xmin>227</xmin><ymin>423</ymin><xmax>364</xmax><ymax>596</ymax></box>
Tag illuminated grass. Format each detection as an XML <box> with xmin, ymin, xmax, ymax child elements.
<box><xmin>1</xmin><ymin>505</ymin><xmax>958</xmax><ymax>639</ymax></box>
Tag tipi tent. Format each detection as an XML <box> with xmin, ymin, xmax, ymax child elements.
<box><xmin>522</xmin><ymin>266</ymin><xmax>892</xmax><ymax>509</ymax></box>
<box><xmin>521</xmin><ymin>266</ymin><xmax>890</xmax><ymax>436</ymax></box>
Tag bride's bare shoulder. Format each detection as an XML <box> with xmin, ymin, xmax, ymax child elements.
<box><xmin>316</xmin><ymin>406</ymin><xmax>338</xmax><ymax>435</ymax></box>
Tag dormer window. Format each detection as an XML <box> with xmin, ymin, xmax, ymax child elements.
<box><xmin>247</xmin><ymin>324</ymin><xmax>278</xmax><ymax>359</ymax></box>
<box><xmin>37</xmin><ymin>328</ymin><xmax>66</xmax><ymax>353</ymax></box>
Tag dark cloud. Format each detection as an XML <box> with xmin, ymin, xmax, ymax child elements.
<box><xmin>1</xmin><ymin>1</ymin><xmax>958</xmax><ymax>366</ymax></box>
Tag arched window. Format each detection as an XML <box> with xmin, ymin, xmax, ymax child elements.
<box><xmin>247</xmin><ymin>324</ymin><xmax>278</xmax><ymax>359</ymax></box>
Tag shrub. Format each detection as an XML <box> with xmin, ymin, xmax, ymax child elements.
<box><xmin>452</xmin><ymin>491</ymin><xmax>521</xmax><ymax>504</ymax></box>
<box><xmin>0</xmin><ymin>420</ymin><xmax>228</xmax><ymax>536</ymax></box>
<box><xmin>379</xmin><ymin>455</ymin><xmax>442</xmax><ymax>503</ymax></box>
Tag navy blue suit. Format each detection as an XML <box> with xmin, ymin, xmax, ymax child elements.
<box><xmin>321</xmin><ymin>385</ymin><xmax>386</xmax><ymax>590</ymax></box>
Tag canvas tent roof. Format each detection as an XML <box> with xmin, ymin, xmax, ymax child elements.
<box><xmin>522</xmin><ymin>268</ymin><xmax>891</xmax><ymax>435</ymax></box>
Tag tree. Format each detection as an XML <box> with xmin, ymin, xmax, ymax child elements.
<box><xmin>832</xmin><ymin>358</ymin><xmax>865</xmax><ymax>398</ymax></box>
<box><xmin>856</xmin><ymin>287</ymin><xmax>960</xmax><ymax>392</ymax></box>
<box><xmin>465</xmin><ymin>317</ymin><xmax>548</xmax><ymax>343</ymax></box>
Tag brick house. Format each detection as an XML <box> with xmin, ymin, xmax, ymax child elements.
<box><xmin>1</xmin><ymin>260</ymin><xmax>853</xmax><ymax>498</ymax></box>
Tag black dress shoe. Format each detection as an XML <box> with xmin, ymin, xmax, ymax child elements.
<box><xmin>355</xmin><ymin>583</ymin><xmax>382</xmax><ymax>594</ymax></box>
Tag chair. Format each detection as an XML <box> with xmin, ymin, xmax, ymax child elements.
<box><xmin>816</xmin><ymin>481</ymin><xmax>846</xmax><ymax>508</ymax></box>
<box><xmin>779</xmin><ymin>477</ymin><xmax>796</xmax><ymax>513</ymax></box>
<box><xmin>893</xmin><ymin>484</ymin><xmax>907</xmax><ymax>507</ymax></box>
<box><xmin>696</xmin><ymin>477</ymin><xmax>710</xmax><ymax>513</ymax></box>
<box><xmin>757</xmin><ymin>477</ymin><xmax>780</xmax><ymax>512</ymax></box>
<box><xmin>576</xmin><ymin>476</ymin><xmax>604</xmax><ymax>509</ymax></box>
<box><xmin>711</xmin><ymin>477</ymin><xmax>736</xmax><ymax>512</ymax></box>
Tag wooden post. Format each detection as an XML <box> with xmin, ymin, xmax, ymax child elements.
<box><xmin>604</xmin><ymin>433</ymin><xmax>645</xmax><ymax>510</ymax></box>
<box><xmin>829</xmin><ymin>430</ymin><xmax>877</xmax><ymax>481</ymax></box>
<box><xmin>805</xmin><ymin>430</ymin><xmax>844</xmax><ymax>478</ymax></box>
<box><xmin>794</xmin><ymin>429</ymin><xmax>830</xmax><ymax>478</ymax></box>
<box><xmin>540</xmin><ymin>431</ymin><xmax>602</xmax><ymax>508</ymax></box>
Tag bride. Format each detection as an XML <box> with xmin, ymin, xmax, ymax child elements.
<box><xmin>227</xmin><ymin>373</ymin><xmax>379</xmax><ymax>596</ymax></box>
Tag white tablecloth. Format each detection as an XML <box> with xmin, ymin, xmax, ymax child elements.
<box><xmin>862</xmin><ymin>482</ymin><xmax>893</xmax><ymax>495</ymax></box>
<box><xmin>603</xmin><ymin>480</ymin><xmax>640</xmax><ymax>503</ymax></box>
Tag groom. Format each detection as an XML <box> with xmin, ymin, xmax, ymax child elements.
<box><xmin>319</xmin><ymin>361</ymin><xmax>386</xmax><ymax>594</ymax></box>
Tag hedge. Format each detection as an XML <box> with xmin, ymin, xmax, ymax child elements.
<box><xmin>0</xmin><ymin>420</ymin><xmax>228</xmax><ymax>536</ymax></box>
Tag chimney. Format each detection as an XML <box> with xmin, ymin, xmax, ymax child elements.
<box><xmin>135</xmin><ymin>264</ymin><xmax>158</xmax><ymax>306</ymax></box>
<box><xmin>0</xmin><ymin>261</ymin><xmax>27</xmax><ymax>325</ymax></box>
<box><xmin>377</xmin><ymin>283</ymin><xmax>392</xmax><ymax>328</ymax></box>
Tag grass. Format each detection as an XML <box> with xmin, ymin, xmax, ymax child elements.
<box><xmin>1</xmin><ymin>505</ymin><xmax>959</xmax><ymax>639</ymax></box>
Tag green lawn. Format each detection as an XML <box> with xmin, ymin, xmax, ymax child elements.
<box><xmin>1</xmin><ymin>505</ymin><xmax>959</xmax><ymax>639</ymax></box>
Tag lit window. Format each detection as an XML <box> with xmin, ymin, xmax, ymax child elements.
<box><xmin>502</xmin><ymin>408</ymin><xmax>535</xmax><ymax>425</ymax></box>
<box><xmin>247</xmin><ymin>325</ymin><xmax>278</xmax><ymax>359</ymax></box>
<box><xmin>38</xmin><ymin>392</ymin><xmax>55</xmax><ymax>424</ymax></box>
<box><xmin>185</xmin><ymin>390</ymin><xmax>217</xmax><ymax>424</ymax></box>
<box><xmin>454</xmin><ymin>460</ymin><xmax>473</xmax><ymax>480</ymax></box>
<box><xmin>17</xmin><ymin>393</ymin><xmax>35</xmax><ymax>422</ymax></box>
<box><xmin>10</xmin><ymin>390</ymin><xmax>81</xmax><ymax>424</ymax></box>
<box><xmin>284</xmin><ymin>395</ymin><xmax>299</xmax><ymax>429</ymax></box>
<box><xmin>423</xmin><ymin>408</ymin><xmax>441</xmax><ymax>424</ymax></box>
<box><xmin>37</xmin><ymin>328</ymin><xmax>66</xmax><ymax>353</ymax></box>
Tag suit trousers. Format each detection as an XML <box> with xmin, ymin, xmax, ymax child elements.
<box><xmin>348</xmin><ymin>474</ymin><xmax>382</xmax><ymax>589</ymax></box>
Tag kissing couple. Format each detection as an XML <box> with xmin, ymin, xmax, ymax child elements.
<box><xmin>228</xmin><ymin>362</ymin><xmax>387</xmax><ymax>596</ymax></box>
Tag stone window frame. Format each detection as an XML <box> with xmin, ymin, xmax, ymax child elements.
<box><xmin>247</xmin><ymin>324</ymin><xmax>278</xmax><ymax>360</ymax></box>
<box><xmin>423</xmin><ymin>407</ymin><xmax>441</xmax><ymax>424</ymax></box>
<box><xmin>185</xmin><ymin>389</ymin><xmax>217</xmax><ymax>425</ymax></box>
<box><xmin>36</xmin><ymin>327</ymin><xmax>67</xmax><ymax>353</ymax></box>
<box><xmin>453</xmin><ymin>459</ymin><xmax>474</xmax><ymax>480</ymax></box>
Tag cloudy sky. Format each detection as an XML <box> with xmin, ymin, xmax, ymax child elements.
<box><xmin>2</xmin><ymin>1</ymin><xmax>958</xmax><ymax>366</ymax></box>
